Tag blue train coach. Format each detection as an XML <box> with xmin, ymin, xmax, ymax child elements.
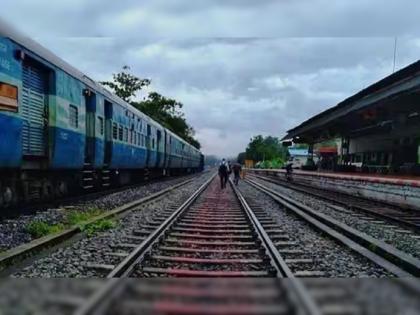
<box><xmin>0</xmin><ymin>22</ymin><xmax>203</xmax><ymax>208</ymax></box>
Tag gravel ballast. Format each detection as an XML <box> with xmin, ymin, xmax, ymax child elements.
<box><xmin>238</xmin><ymin>181</ymin><xmax>394</xmax><ymax>277</ymax></box>
<box><xmin>0</xmin><ymin>174</ymin><xmax>201</xmax><ymax>252</ymax></box>
<box><xmin>252</xmin><ymin>176</ymin><xmax>420</xmax><ymax>260</ymax></box>
<box><xmin>11</xmin><ymin>172</ymin><xmax>213</xmax><ymax>278</ymax></box>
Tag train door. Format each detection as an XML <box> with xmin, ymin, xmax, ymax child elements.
<box><xmin>84</xmin><ymin>90</ymin><xmax>96</xmax><ymax>164</ymax></box>
<box><xmin>145</xmin><ymin>124</ymin><xmax>151</xmax><ymax>167</ymax></box>
<box><xmin>156</xmin><ymin>129</ymin><xmax>162</xmax><ymax>168</ymax></box>
<box><xmin>163</xmin><ymin>130</ymin><xmax>168</xmax><ymax>173</ymax></box>
<box><xmin>21</xmin><ymin>60</ymin><xmax>48</xmax><ymax>156</ymax></box>
<box><xmin>167</xmin><ymin>134</ymin><xmax>172</xmax><ymax>170</ymax></box>
<box><xmin>104</xmin><ymin>100</ymin><xmax>113</xmax><ymax>165</ymax></box>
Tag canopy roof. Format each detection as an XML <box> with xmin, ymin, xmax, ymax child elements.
<box><xmin>283</xmin><ymin>60</ymin><xmax>420</xmax><ymax>143</ymax></box>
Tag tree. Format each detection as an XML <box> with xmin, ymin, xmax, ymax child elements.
<box><xmin>133</xmin><ymin>92</ymin><xmax>201</xmax><ymax>149</ymax></box>
<box><xmin>237</xmin><ymin>152</ymin><xmax>246</xmax><ymax>164</ymax></box>
<box><xmin>101</xmin><ymin>67</ymin><xmax>201</xmax><ymax>149</ymax></box>
<box><xmin>245</xmin><ymin>135</ymin><xmax>288</xmax><ymax>162</ymax></box>
<box><xmin>100</xmin><ymin>66</ymin><xmax>151</xmax><ymax>102</ymax></box>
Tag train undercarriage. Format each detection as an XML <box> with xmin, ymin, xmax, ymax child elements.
<box><xmin>0</xmin><ymin>166</ymin><xmax>200</xmax><ymax>209</ymax></box>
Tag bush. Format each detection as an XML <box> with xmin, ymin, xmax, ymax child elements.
<box><xmin>66</xmin><ymin>208</ymin><xmax>104</xmax><ymax>226</ymax></box>
<box><xmin>25</xmin><ymin>221</ymin><xmax>65</xmax><ymax>238</ymax></box>
<box><xmin>81</xmin><ymin>219</ymin><xmax>117</xmax><ymax>237</ymax></box>
<box><xmin>256</xmin><ymin>157</ymin><xmax>285</xmax><ymax>169</ymax></box>
<box><xmin>25</xmin><ymin>208</ymin><xmax>109</xmax><ymax>239</ymax></box>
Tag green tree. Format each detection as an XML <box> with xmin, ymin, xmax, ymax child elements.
<box><xmin>245</xmin><ymin>135</ymin><xmax>288</xmax><ymax>162</ymax></box>
<box><xmin>100</xmin><ymin>66</ymin><xmax>151</xmax><ymax>102</ymax></box>
<box><xmin>101</xmin><ymin>67</ymin><xmax>200</xmax><ymax>149</ymax></box>
<box><xmin>237</xmin><ymin>152</ymin><xmax>246</xmax><ymax>164</ymax></box>
<box><xmin>133</xmin><ymin>92</ymin><xmax>201</xmax><ymax>149</ymax></box>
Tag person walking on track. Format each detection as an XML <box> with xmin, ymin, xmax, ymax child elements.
<box><xmin>218</xmin><ymin>159</ymin><xmax>229</xmax><ymax>189</ymax></box>
<box><xmin>232</xmin><ymin>163</ymin><xmax>242</xmax><ymax>186</ymax></box>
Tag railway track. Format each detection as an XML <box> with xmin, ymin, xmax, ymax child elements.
<box><xmin>250</xmin><ymin>173</ymin><xmax>420</xmax><ymax>231</ymax></box>
<box><xmin>70</xmin><ymin>175</ymin><xmax>326</xmax><ymax>315</ymax></box>
<box><xmin>5</xmin><ymin>174</ymin><xmax>420</xmax><ymax>314</ymax></box>
<box><xmin>244</xmin><ymin>177</ymin><xmax>420</xmax><ymax>278</ymax></box>
<box><xmin>0</xmin><ymin>174</ymin><xmax>207</xmax><ymax>274</ymax></box>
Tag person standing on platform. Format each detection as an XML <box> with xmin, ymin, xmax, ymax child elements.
<box><xmin>218</xmin><ymin>159</ymin><xmax>229</xmax><ymax>189</ymax></box>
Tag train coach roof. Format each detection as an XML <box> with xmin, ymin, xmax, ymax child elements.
<box><xmin>166</xmin><ymin>128</ymin><xmax>199</xmax><ymax>152</ymax></box>
<box><xmin>0</xmin><ymin>20</ymin><xmax>168</xmax><ymax>131</ymax></box>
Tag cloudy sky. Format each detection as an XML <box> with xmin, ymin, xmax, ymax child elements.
<box><xmin>2</xmin><ymin>1</ymin><xmax>420</xmax><ymax>156</ymax></box>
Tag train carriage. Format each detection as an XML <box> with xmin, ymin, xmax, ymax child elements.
<box><xmin>0</xmin><ymin>22</ymin><xmax>202</xmax><ymax>208</ymax></box>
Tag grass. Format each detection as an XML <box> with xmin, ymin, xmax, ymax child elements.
<box><xmin>81</xmin><ymin>219</ymin><xmax>117</xmax><ymax>237</ymax></box>
<box><xmin>25</xmin><ymin>207</ymin><xmax>116</xmax><ymax>239</ymax></box>
<box><xmin>66</xmin><ymin>207</ymin><xmax>104</xmax><ymax>226</ymax></box>
<box><xmin>25</xmin><ymin>221</ymin><xmax>65</xmax><ymax>239</ymax></box>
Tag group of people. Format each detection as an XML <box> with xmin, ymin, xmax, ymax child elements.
<box><xmin>218</xmin><ymin>159</ymin><xmax>242</xmax><ymax>189</ymax></box>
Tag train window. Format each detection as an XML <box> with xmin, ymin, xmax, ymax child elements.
<box><xmin>69</xmin><ymin>105</ymin><xmax>78</xmax><ymax>129</ymax></box>
<box><xmin>98</xmin><ymin>117</ymin><xmax>104</xmax><ymax>135</ymax></box>
<box><xmin>113</xmin><ymin>123</ymin><xmax>118</xmax><ymax>139</ymax></box>
<box><xmin>124</xmin><ymin>127</ymin><xmax>128</xmax><ymax>142</ymax></box>
<box><xmin>118</xmin><ymin>126</ymin><xmax>123</xmax><ymax>141</ymax></box>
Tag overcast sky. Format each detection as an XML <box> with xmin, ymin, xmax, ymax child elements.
<box><xmin>2</xmin><ymin>1</ymin><xmax>420</xmax><ymax>156</ymax></box>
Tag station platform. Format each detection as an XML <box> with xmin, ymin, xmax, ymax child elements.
<box><xmin>248</xmin><ymin>168</ymin><xmax>420</xmax><ymax>211</ymax></box>
<box><xmin>252</xmin><ymin>169</ymin><xmax>420</xmax><ymax>187</ymax></box>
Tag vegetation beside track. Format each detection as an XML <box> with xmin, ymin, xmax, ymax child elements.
<box><xmin>25</xmin><ymin>222</ymin><xmax>65</xmax><ymax>239</ymax></box>
<box><xmin>81</xmin><ymin>219</ymin><xmax>117</xmax><ymax>237</ymax></box>
<box><xmin>25</xmin><ymin>208</ymin><xmax>116</xmax><ymax>239</ymax></box>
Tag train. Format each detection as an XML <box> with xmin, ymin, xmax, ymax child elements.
<box><xmin>0</xmin><ymin>22</ymin><xmax>204</xmax><ymax>208</ymax></box>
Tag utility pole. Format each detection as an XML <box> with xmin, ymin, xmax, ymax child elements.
<box><xmin>393</xmin><ymin>37</ymin><xmax>398</xmax><ymax>73</ymax></box>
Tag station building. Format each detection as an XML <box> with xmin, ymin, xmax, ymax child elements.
<box><xmin>283</xmin><ymin>60</ymin><xmax>420</xmax><ymax>176</ymax></box>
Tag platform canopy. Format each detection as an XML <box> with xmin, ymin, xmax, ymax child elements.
<box><xmin>283</xmin><ymin>60</ymin><xmax>420</xmax><ymax>144</ymax></box>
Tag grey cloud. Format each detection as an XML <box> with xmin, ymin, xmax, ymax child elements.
<box><xmin>33</xmin><ymin>36</ymin><xmax>420</xmax><ymax>155</ymax></box>
<box><xmin>3</xmin><ymin>0</ymin><xmax>420</xmax><ymax>37</ymax></box>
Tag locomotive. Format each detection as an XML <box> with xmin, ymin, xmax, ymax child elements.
<box><xmin>0</xmin><ymin>22</ymin><xmax>204</xmax><ymax>208</ymax></box>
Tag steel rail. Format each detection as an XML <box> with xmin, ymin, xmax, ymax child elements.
<box><xmin>246</xmin><ymin>178</ymin><xmax>420</xmax><ymax>278</ymax></box>
<box><xmin>0</xmin><ymin>176</ymin><xmax>199</xmax><ymax>274</ymax></box>
<box><xmin>251</xmin><ymin>173</ymin><xmax>420</xmax><ymax>231</ymax></box>
<box><xmin>229</xmin><ymin>180</ymin><xmax>322</xmax><ymax>315</ymax></box>
<box><xmin>74</xmin><ymin>173</ymin><xmax>217</xmax><ymax>315</ymax></box>
<box><xmin>107</xmin><ymin>173</ymin><xmax>216</xmax><ymax>278</ymax></box>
